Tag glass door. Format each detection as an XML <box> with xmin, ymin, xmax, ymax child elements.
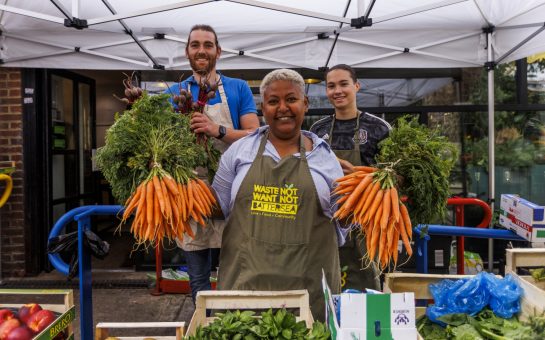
<box><xmin>49</xmin><ymin>71</ymin><xmax>96</xmax><ymax>223</ymax></box>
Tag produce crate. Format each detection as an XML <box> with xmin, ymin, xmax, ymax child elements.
<box><xmin>505</xmin><ymin>248</ymin><xmax>545</xmax><ymax>318</ymax></box>
<box><xmin>95</xmin><ymin>321</ymin><xmax>185</xmax><ymax>340</ymax></box>
<box><xmin>185</xmin><ymin>290</ymin><xmax>314</xmax><ymax>336</ymax></box>
<box><xmin>384</xmin><ymin>272</ymin><xmax>542</xmax><ymax>339</ymax></box>
<box><xmin>383</xmin><ymin>273</ymin><xmax>472</xmax><ymax>319</ymax></box>
<box><xmin>0</xmin><ymin>288</ymin><xmax>75</xmax><ymax>340</ymax></box>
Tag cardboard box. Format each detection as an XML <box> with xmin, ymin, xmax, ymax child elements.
<box><xmin>323</xmin><ymin>273</ymin><xmax>417</xmax><ymax>340</ymax></box>
<box><xmin>499</xmin><ymin>194</ymin><xmax>545</xmax><ymax>242</ymax></box>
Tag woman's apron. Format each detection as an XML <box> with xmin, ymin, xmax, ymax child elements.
<box><xmin>178</xmin><ymin>79</ymin><xmax>233</xmax><ymax>251</ymax></box>
<box><xmin>218</xmin><ymin>131</ymin><xmax>341</xmax><ymax>321</ymax></box>
<box><xmin>327</xmin><ymin>113</ymin><xmax>380</xmax><ymax>291</ymax></box>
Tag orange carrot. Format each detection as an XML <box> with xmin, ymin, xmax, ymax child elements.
<box><xmin>399</xmin><ymin>203</ymin><xmax>412</xmax><ymax>239</ymax></box>
<box><xmin>334</xmin><ymin>185</ymin><xmax>357</xmax><ymax>196</ymax></box>
<box><xmin>380</xmin><ymin>188</ymin><xmax>391</xmax><ymax>231</ymax></box>
<box><xmin>390</xmin><ymin>224</ymin><xmax>400</xmax><ymax>266</ymax></box>
<box><xmin>342</xmin><ymin>174</ymin><xmax>373</xmax><ymax>211</ymax></box>
<box><xmin>188</xmin><ymin>181</ymin><xmax>206</xmax><ymax>216</ymax></box>
<box><xmin>368</xmin><ymin>223</ymin><xmax>380</xmax><ymax>260</ymax></box>
<box><xmin>146</xmin><ymin>180</ymin><xmax>154</xmax><ymax>228</ymax></box>
<box><xmin>390</xmin><ymin>187</ymin><xmax>400</xmax><ymax>223</ymax></box>
<box><xmin>353</xmin><ymin>165</ymin><xmax>378</xmax><ymax>173</ymax></box>
<box><xmin>123</xmin><ymin>185</ymin><xmax>142</xmax><ymax>221</ymax></box>
<box><xmin>152</xmin><ymin>175</ymin><xmax>166</xmax><ymax>214</ymax></box>
<box><xmin>364</xmin><ymin>188</ymin><xmax>384</xmax><ymax>225</ymax></box>
<box><xmin>398</xmin><ymin>216</ymin><xmax>413</xmax><ymax>256</ymax></box>
<box><xmin>178</xmin><ymin>182</ymin><xmax>187</xmax><ymax>222</ymax></box>
<box><xmin>196</xmin><ymin>178</ymin><xmax>216</xmax><ymax>205</ymax></box>
<box><xmin>153</xmin><ymin>185</ymin><xmax>161</xmax><ymax>228</ymax></box>
<box><xmin>160</xmin><ymin>178</ymin><xmax>172</xmax><ymax>221</ymax></box>
<box><xmin>353</xmin><ymin>178</ymin><xmax>376</xmax><ymax>217</ymax></box>
<box><xmin>193</xmin><ymin>181</ymin><xmax>212</xmax><ymax>211</ymax></box>
<box><xmin>169</xmin><ymin>189</ymin><xmax>180</xmax><ymax>230</ymax></box>
<box><xmin>163</xmin><ymin>175</ymin><xmax>180</xmax><ymax>197</ymax></box>
<box><xmin>335</xmin><ymin>171</ymin><xmax>367</xmax><ymax>183</ymax></box>
<box><xmin>359</xmin><ymin>181</ymin><xmax>381</xmax><ymax>219</ymax></box>
<box><xmin>185</xmin><ymin>183</ymin><xmax>193</xmax><ymax>220</ymax></box>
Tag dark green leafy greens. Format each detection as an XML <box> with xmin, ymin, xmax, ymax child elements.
<box><xmin>187</xmin><ymin>308</ymin><xmax>330</xmax><ymax>340</ymax></box>
<box><xmin>376</xmin><ymin>116</ymin><xmax>458</xmax><ymax>224</ymax></box>
<box><xmin>418</xmin><ymin>308</ymin><xmax>545</xmax><ymax>340</ymax></box>
<box><xmin>95</xmin><ymin>93</ymin><xmax>218</xmax><ymax>203</ymax></box>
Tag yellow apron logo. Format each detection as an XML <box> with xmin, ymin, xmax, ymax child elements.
<box><xmin>251</xmin><ymin>184</ymin><xmax>299</xmax><ymax>218</ymax></box>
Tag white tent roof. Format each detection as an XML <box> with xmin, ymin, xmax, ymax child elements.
<box><xmin>1</xmin><ymin>0</ymin><xmax>545</xmax><ymax>70</ymax></box>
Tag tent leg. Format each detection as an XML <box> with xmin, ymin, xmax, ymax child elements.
<box><xmin>487</xmin><ymin>31</ymin><xmax>495</xmax><ymax>273</ymax></box>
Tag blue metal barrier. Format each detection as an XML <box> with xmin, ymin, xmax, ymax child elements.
<box><xmin>48</xmin><ymin>205</ymin><xmax>123</xmax><ymax>340</ymax></box>
<box><xmin>413</xmin><ymin>224</ymin><xmax>526</xmax><ymax>273</ymax></box>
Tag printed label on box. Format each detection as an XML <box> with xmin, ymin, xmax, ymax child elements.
<box><xmin>322</xmin><ymin>272</ymin><xmax>416</xmax><ymax>340</ymax></box>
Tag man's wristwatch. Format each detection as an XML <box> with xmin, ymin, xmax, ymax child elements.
<box><xmin>217</xmin><ymin>125</ymin><xmax>227</xmax><ymax>139</ymax></box>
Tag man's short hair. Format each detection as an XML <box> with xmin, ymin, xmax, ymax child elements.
<box><xmin>186</xmin><ymin>24</ymin><xmax>220</xmax><ymax>48</ymax></box>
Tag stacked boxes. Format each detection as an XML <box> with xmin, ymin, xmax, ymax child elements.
<box><xmin>499</xmin><ymin>194</ymin><xmax>545</xmax><ymax>243</ymax></box>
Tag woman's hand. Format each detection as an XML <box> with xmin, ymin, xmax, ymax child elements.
<box><xmin>338</xmin><ymin>158</ymin><xmax>355</xmax><ymax>175</ymax></box>
<box><xmin>190</xmin><ymin>112</ymin><xmax>220</xmax><ymax>137</ymax></box>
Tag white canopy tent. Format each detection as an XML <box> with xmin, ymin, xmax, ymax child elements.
<box><xmin>2</xmin><ymin>0</ymin><xmax>545</xmax><ymax>269</ymax></box>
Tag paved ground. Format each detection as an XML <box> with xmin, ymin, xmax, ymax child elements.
<box><xmin>1</xmin><ymin>270</ymin><xmax>196</xmax><ymax>339</ymax></box>
<box><xmin>1</xmin><ymin>229</ymin><xmax>197</xmax><ymax>339</ymax></box>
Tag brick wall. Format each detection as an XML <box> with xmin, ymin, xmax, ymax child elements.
<box><xmin>0</xmin><ymin>68</ymin><xmax>25</xmax><ymax>277</ymax></box>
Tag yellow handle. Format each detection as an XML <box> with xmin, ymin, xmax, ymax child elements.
<box><xmin>0</xmin><ymin>173</ymin><xmax>13</xmax><ymax>208</ymax></box>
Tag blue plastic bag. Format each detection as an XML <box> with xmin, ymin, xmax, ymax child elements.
<box><xmin>485</xmin><ymin>274</ymin><xmax>523</xmax><ymax>318</ymax></box>
<box><xmin>426</xmin><ymin>272</ymin><xmax>522</xmax><ymax>324</ymax></box>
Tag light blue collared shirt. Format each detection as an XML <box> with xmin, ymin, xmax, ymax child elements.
<box><xmin>211</xmin><ymin>126</ymin><xmax>347</xmax><ymax>245</ymax></box>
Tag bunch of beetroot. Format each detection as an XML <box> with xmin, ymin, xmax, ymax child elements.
<box><xmin>0</xmin><ymin>303</ymin><xmax>57</xmax><ymax>340</ymax></box>
<box><xmin>114</xmin><ymin>72</ymin><xmax>143</xmax><ymax>106</ymax></box>
<box><xmin>170</xmin><ymin>76</ymin><xmax>218</xmax><ymax>115</ymax></box>
<box><xmin>168</xmin><ymin>75</ymin><xmax>220</xmax><ymax>154</ymax></box>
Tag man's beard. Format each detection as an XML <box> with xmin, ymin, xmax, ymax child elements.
<box><xmin>189</xmin><ymin>53</ymin><xmax>217</xmax><ymax>76</ymax></box>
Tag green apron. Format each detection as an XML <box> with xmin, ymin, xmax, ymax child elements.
<box><xmin>328</xmin><ymin>113</ymin><xmax>380</xmax><ymax>291</ymax></box>
<box><xmin>218</xmin><ymin>130</ymin><xmax>341</xmax><ymax>321</ymax></box>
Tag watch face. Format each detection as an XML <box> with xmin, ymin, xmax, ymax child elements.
<box><xmin>218</xmin><ymin>125</ymin><xmax>227</xmax><ymax>138</ymax></box>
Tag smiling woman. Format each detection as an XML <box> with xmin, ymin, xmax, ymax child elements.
<box><xmin>211</xmin><ymin>69</ymin><xmax>346</xmax><ymax>321</ymax></box>
<box><xmin>260</xmin><ymin>70</ymin><xmax>310</xmax><ymax>157</ymax></box>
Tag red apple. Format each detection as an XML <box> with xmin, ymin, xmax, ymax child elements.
<box><xmin>25</xmin><ymin>309</ymin><xmax>55</xmax><ymax>334</ymax></box>
<box><xmin>0</xmin><ymin>319</ymin><xmax>21</xmax><ymax>340</ymax></box>
<box><xmin>5</xmin><ymin>326</ymin><xmax>33</xmax><ymax>340</ymax></box>
<box><xmin>17</xmin><ymin>304</ymin><xmax>42</xmax><ymax>324</ymax></box>
<box><xmin>0</xmin><ymin>310</ymin><xmax>15</xmax><ymax>325</ymax></box>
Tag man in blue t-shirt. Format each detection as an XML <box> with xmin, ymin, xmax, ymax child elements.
<box><xmin>166</xmin><ymin>24</ymin><xmax>259</xmax><ymax>305</ymax></box>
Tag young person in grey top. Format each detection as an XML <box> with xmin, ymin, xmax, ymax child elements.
<box><xmin>310</xmin><ymin>64</ymin><xmax>391</xmax><ymax>291</ymax></box>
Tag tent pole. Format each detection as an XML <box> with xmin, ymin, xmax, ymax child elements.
<box><xmin>486</xmin><ymin>31</ymin><xmax>495</xmax><ymax>273</ymax></box>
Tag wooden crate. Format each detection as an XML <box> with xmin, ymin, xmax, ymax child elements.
<box><xmin>185</xmin><ymin>290</ymin><xmax>314</xmax><ymax>336</ymax></box>
<box><xmin>95</xmin><ymin>322</ymin><xmax>185</xmax><ymax>340</ymax></box>
<box><xmin>384</xmin><ymin>271</ymin><xmax>543</xmax><ymax>339</ymax></box>
<box><xmin>0</xmin><ymin>288</ymin><xmax>75</xmax><ymax>340</ymax></box>
<box><xmin>383</xmin><ymin>273</ymin><xmax>472</xmax><ymax>319</ymax></box>
<box><xmin>505</xmin><ymin>248</ymin><xmax>545</xmax><ymax>317</ymax></box>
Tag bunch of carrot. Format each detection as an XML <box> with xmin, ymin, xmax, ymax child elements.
<box><xmin>121</xmin><ymin>173</ymin><xmax>217</xmax><ymax>247</ymax></box>
<box><xmin>333</xmin><ymin>165</ymin><xmax>413</xmax><ymax>271</ymax></box>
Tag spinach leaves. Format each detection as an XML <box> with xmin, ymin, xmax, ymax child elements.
<box><xmin>188</xmin><ymin>309</ymin><xmax>330</xmax><ymax>340</ymax></box>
